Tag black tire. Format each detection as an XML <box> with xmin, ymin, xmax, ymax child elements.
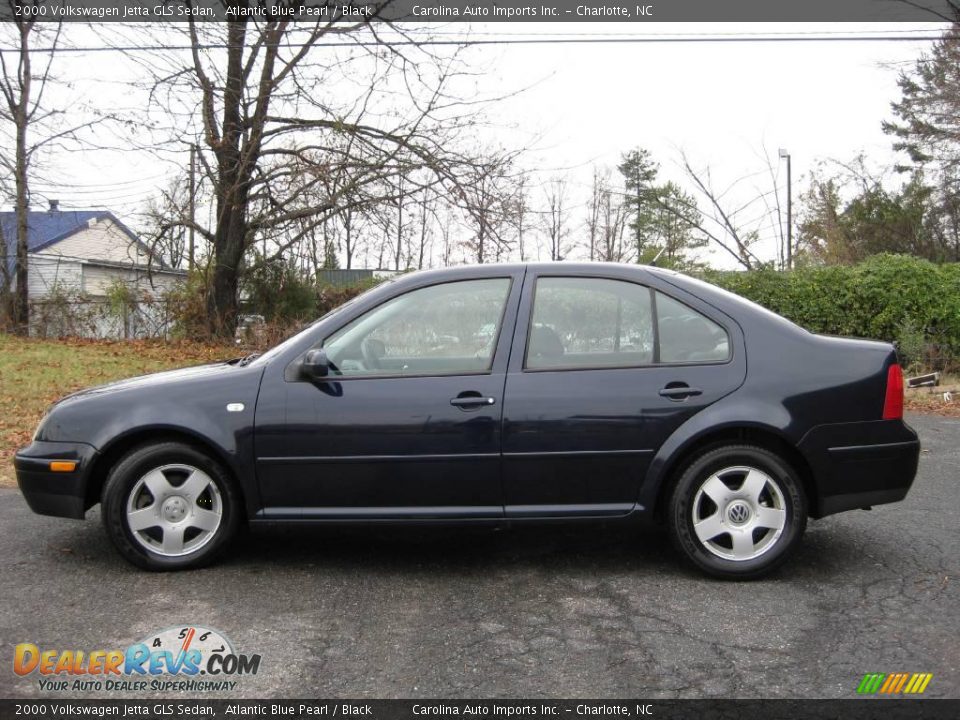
<box><xmin>101</xmin><ymin>442</ymin><xmax>240</xmax><ymax>571</ymax></box>
<box><xmin>668</xmin><ymin>444</ymin><xmax>807</xmax><ymax>580</ymax></box>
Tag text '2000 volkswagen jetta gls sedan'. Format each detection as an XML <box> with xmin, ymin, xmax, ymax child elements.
<box><xmin>15</xmin><ymin>263</ymin><xmax>920</xmax><ymax>579</ymax></box>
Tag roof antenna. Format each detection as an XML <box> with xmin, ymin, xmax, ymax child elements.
<box><xmin>650</xmin><ymin>247</ymin><xmax>666</xmax><ymax>267</ymax></box>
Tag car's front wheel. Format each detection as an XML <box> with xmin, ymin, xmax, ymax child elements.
<box><xmin>668</xmin><ymin>444</ymin><xmax>807</xmax><ymax>579</ymax></box>
<box><xmin>101</xmin><ymin>442</ymin><xmax>240</xmax><ymax>570</ymax></box>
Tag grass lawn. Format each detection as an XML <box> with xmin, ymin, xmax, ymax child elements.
<box><xmin>0</xmin><ymin>334</ymin><xmax>234</xmax><ymax>488</ymax></box>
<box><xmin>1</xmin><ymin>333</ymin><xmax>957</xmax><ymax>490</ymax></box>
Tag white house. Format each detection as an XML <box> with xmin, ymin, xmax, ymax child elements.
<box><xmin>0</xmin><ymin>201</ymin><xmax>186</xmax><ymax>338</ymax></box>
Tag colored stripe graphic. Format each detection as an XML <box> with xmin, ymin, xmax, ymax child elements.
<box><xmin>857</xmin><ymin>672</ymin><xmax>932</xmax><ymax>694</ymax></box>
<box><xmin>906</xmin><ymin>673</ymin><xmax>934</xmax><ymax>694</ymax></box>
<box><xmin>857</xmin><ymin>673</ymin><xmax>886</xmax><ymax>694</ymax></box>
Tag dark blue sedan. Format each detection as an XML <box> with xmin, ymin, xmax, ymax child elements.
<box><xmin>15</xmin><ymin>263</ymin><xmax>919</xmax><ymax>578</ymax></box>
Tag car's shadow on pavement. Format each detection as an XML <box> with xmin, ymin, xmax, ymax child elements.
<box><xmin>31</xmin><ymin>502</ymin><xmax>887</xmax><ymax>583</ymax></box>
<box><xmin>222</xmin><ymin>516</ymin><xmax>904</xmax><ymax>583</ymax></box>
<box><xmin>232</xmin><ymin>522</ymin><xmax>678</xmax><ymax>574</ymax></box>
<box><xmin>45</xmin><ymin>510</ymin><xmax>692</xmax><ymax>576</ymax></box>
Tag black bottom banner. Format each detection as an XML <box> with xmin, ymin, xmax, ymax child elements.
<box><xmin>1</xmin><ymin>700</ymin><xmax>959</xmax><ymax>720</ymax></box>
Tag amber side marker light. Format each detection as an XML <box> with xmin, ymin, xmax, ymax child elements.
<box><xmin>49</xmin><ymin>461</ymin><xmax>77</xmax><ymax>473</ymax></box>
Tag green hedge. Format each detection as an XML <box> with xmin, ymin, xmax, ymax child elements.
<box><xmin>701</xmin><ymin>254</ymin><xmax>960</xmax><ymax>371</ymax></box>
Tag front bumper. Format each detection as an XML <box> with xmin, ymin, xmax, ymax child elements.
<box><xmin>14</xmin><ymin>440</ymin><xmax>98</xmax><ymax>519</ymax></box>
<box><xmin>798</xmin><ymin>419</ymin><xmax>920</xmax><ymax>517</ymax></box>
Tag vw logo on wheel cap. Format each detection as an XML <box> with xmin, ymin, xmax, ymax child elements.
<box><xmin>727</xmin><ymin>501</ymin><xmax>751</xmax><ymax>525</ymax></box>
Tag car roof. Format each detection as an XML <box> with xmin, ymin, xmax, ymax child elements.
<box><xmin>388</xmin><ymin>263</ymin><xmax>801</xmax><ymax>336</ymax></box>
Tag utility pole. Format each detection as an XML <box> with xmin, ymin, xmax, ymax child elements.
<box><xmin>779</xmin><ymin>148</ymin><xmax>792</xmax><ymax>269</ymax></box>
<box><xmin>188</xmin><ymin>144</ymin><xmax>196</xmax><ymax>271</ymax></box>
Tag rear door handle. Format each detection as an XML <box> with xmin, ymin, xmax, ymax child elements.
<box><xmin>659</xmin><ymin>385</ymin><xmax>703</xmax><ymax>400</ymax></box>
<box><xmin>450</xmin><ymin>396</ymin><xmax>497</xmax><ymax>408</ymax></box>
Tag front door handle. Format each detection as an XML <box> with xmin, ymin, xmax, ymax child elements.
<box><xmin>450</xmin><ymin>395</ymin><xmax>497</xmax><ymax>408</ymax></box>
<box><xmin>659</xmin><ymin>384</ymin><xmax>703</xmax><ymax>400</ymax></box>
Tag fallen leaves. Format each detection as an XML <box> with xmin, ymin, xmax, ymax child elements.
<box><xmin>0</xmin><ymin>334</ymin><xmax>235</xmax><ymax>488</ymax></box>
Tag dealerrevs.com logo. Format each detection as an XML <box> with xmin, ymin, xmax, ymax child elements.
<box><xmin>13</xmin><ymin>626</ymin><xmax>261</xmax><ymax>693</ymax></box>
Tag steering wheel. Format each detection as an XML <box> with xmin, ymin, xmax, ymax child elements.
<box><xmin>360</xmin><ymin>337</ymin><xmax>385</xmax><ymax>371</ymax></box>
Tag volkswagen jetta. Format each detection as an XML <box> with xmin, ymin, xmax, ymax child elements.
<box><xmin>15</xmin><ymin>263</ymin><xmax>920</xmax><ymax>578</ymax></box>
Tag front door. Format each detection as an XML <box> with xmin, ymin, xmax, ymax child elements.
<box><xmin>501</xmin><ymin>270</ymin><xmax>746</xmax><ymax>518</ymax></box>
<box><xmin>255</xmin><ymin>274</ymin><xmax>522</xmax><ymax>519</ymax></box>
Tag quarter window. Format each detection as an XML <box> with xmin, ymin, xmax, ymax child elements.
<box><xmin>656</xmin><ymin>291</ymin><xmax>729</xmax><ymax>363</ymax></box>
<box><xmin>322</xmin><ymin>278</ymin><xmax>511</xmax><ymax>377</ymax></box>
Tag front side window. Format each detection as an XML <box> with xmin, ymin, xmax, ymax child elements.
<box><xmin>322</xmin><ymin>278</ymin><xmax>511</xmax><ymax>377</ymax></box>
<box><xmin>526</xmin><ymin>277</ymin><xmax>655</xmax><ymax>369</ymax></box>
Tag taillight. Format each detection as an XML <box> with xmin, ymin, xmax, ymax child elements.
<box><xmin>882</xmin><ymin>363</ymin><xmax>904</xmax><ymax>420</ymax></box>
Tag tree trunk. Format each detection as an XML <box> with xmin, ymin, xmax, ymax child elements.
<box><xmin>204</xmin><ymin>20</ymin><xmax>248</xmax><ymax>338</ymax></box>
<box><xmin>394</xmin><ymin>178</ymin><xmax>404</xmax><ymax>271</ymax></box>
<box><xmin>344</xmin><ymin>211</ymin><xmax>353</xmax><ymax>270</ymax></box>
<box><xmin>12</xmin><ymin>22</ymin><xmax>32</xmax><ymax>337</ymax></box>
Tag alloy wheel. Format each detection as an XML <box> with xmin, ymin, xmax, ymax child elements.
<box><xmin>690</xmin><ymin>465</ymin><xmax>787</xmax><ymax>561</ymax></box>
<box><xmin>124</xmin><ymin>463</ymin><xmax>223</xmax><ymax>557</ymax></box>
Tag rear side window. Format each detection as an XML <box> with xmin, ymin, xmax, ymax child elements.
<box><xmin>525</xmin><ymin>277</ymin><xmax>729</xmax><ymax>370</ymax></box>
<box><xmin>527</xmin><ymin>278</ymin><xmax>655</xmax><ymax>369</ymax></box>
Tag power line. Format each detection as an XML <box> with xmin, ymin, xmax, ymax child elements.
<box><xmin>412</xmin><ymin>27</ymin><xmax>949</xmax><ymax>37</ymax></box>
<box><xmin>0</xmin><ymin>33</ymin><xmax>948</xmax><ymax>54</ymax></box>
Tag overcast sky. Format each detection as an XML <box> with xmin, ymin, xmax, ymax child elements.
<box><xmin>12</xmin><ymin>21</ymin><xmax>950</xmax><ymax>268</ymax></box>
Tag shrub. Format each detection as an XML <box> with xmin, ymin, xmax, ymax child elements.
<box><xmin>703</xmin><ymin>254</ymin><xmax>960</xmax><ymax>371</ymax></box>
<box><xmin>166</xmin><ymin>270</ymin><xmax>212</xmax><ymax>340</ymax></box>
<box><xmin>316</xmin><ymin>277</ymin><xmax>380</xmax><ymax>316</ymax></box>
<box><xmin>242</xmin><ymin>256</ymin><xmax>316</xmax><ymax>324</ymax></box>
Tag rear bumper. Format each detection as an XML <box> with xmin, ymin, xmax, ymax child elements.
<box><xmin>14</xmin><ymin>441</ymin><xmax>98</xmax><ymax>520</ymax></box>
<box><xmin>798</xmin><ymin>420</ymin><xmax>920</xmax><ymax>518</ymax></box>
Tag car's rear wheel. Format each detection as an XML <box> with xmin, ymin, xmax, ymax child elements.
<box><xmin>101</xmin><ymin>442</ymin><xmax>240</xmax><ymax>570</ymax></box>
<box><xmin>668</xmin><ymin>444</ymin><xmax>807</xmax><ymax>579</ymax></box>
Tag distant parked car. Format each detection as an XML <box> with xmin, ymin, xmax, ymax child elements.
<box><xmin>15</xmin><ymin>263</ymin><xmax>919</xmax><ymax>578</ymax></box>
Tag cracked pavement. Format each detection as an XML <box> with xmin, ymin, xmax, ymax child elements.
<box><xmin>1</xmin><ymin>414</ymin><xmax>957</xmax><ymax>699</ymax></box>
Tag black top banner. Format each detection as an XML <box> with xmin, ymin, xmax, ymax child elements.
<box><xmin>0</xmin><ymin>0</ymin><xmax>955</xmax><ymax>23</ymax></box>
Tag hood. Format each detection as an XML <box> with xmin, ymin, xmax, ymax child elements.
<box><xmin>56</xmin><ymin>361</ymin><xmax>240</xmax><ymax>406</ymax></box>
<box><xmin>35</xmin><ymin>358</ymin><xmax>264</xmax><ymax>445</ymax></box>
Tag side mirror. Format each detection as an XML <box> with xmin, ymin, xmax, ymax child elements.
<box><xmin>302</xmin><ymin>348</ymin><xmax>330</xmax><ymax>379</ymax></box>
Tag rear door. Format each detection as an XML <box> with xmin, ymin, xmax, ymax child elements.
<box><xmin>501</xmin><ymin>267</ymin><xmax>746</xmax><ymax>518</ymax></box>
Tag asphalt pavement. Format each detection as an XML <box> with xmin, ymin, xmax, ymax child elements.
<box><xmin>1</xmin><ymin>414</ymin><xmax>957</xmax><ymax>699</ymax></box>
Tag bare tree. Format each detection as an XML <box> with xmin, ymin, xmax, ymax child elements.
<box><xmin>0</xmin><ymin>11</ymin><xmax>109</xmax><ymax>332</ymax></box>
<box><xmin>585</xmin><ymin>168</ymin><xmax>603</xmax><ymax>261</ymax></box>
<box><xmin>676</xmin><ymin>152</ymin><xmax>764</xmax><ymax>270</ymax></box>
<box><xmin>587</xmin><ymin>169</ymin><xmax>628</xmax><ymax>263</ymax></box>
<box><xmin>438</xmin><ymin>203</ymin><xmax>457</xmax><ymax>267</ymax></box>
<box><xmin>541</xmin><ymin>177</ymin><xmax>570</xmax><ymax>261</ymax></box>
<box><xmin>142</xmin><ymin>175</ymin><xmax>192</xmax><ymax>270</ymax></box>
<box><xmin>0</xmin><ymin>10</ymin><xmax>60</xmax><ymax>333</ymax></box>
<box><xmin>120</xmin><ymin>16</ymin><xmax>514</xmax><ymax>336</ymax></box>
<box><xmin>414</xmin><ymin>187</ymin><xmax>435</xmax><ymax>270</ymax></box>
<box><xmin>510</xmin><ymin>173</ymin><xmax>530</xmax><ymax>261</ymax></box>
<box><xmin>456</xmin><ymin>153</ymin><xmax>519</xmax><ymax>264</ymax></box>
<box><xmin>339</xmin><ymin>206</ymin><xmax>361</xmax><ymax>270</ymax></box>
